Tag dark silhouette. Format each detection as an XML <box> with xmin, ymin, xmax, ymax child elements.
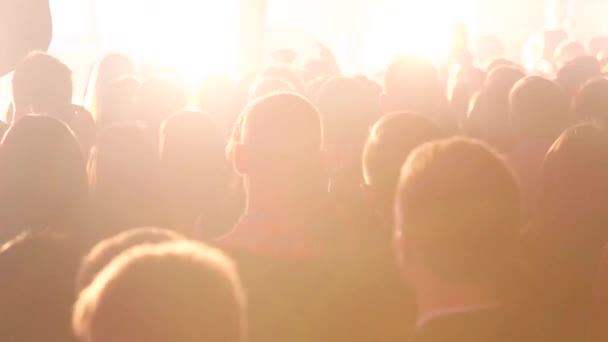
<box><xmin>573</xmin><ymin>77</ymin><xmax>608</xmax><ymax>124</ymax></box>
<box><xmin>0</xmin><ymin>232</ymin><xmax>79</xmax><ymax>342</ymax></box>
<box><xmin>395</xmin><ymin>138</ymin><xmax>536</xmax><ymax>342</ymax></box>
<box><xmin>73</xmin><ymin>242</ymin><xmax>246</xmax><ymax>342</ymax></box>
<box><xmin>0</xmin><ymin>115</ymin><xmax>88</xmax><ymax>243</ymax></box>
<box><xmin>526</xmin><ymin>123</ymin><xmax>608</xmax><ymax>342</ymax></box>
<box><xmin>159</xmin><ymin>111</ymin><xmax>232</xmax><ymax>238</ymax></box>
<box><xmin>76</xmin><ymin>227</ymin><xmax>183</xmax><ymax>293</ymax></box>
<box><xmin>85</xmin><ymin>54</ymin><xmax>136</xmax><ymax>120</ymax></box>
<box><xmin>556</xmin><ymin>56</ymin><xmax>601</xmax><ymax>100</ymax></box>
<box><xmin>88</xmin><ymin>124</ymin><xmax>160</xmax><ymax>241</ymax></box>
<box><xmin>95</xmin><ymin>76</ymin><xmax>140</xmax><ymax>128</ymax></box>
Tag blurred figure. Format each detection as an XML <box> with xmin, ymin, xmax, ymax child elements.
<box><xmin>466</xmin><ymin>66</ymin><xmax>525</xmax><ymax>151</ymax></box>
<box><xmin>11</xmin><ymin>52</ymin><xmax>96</xmax><ymax>153</ymax></box>
<box><xmin>589</xmin><ymin>36</ymin><xmax>608</xmax><ymax>58</ymax></box>
<box><xmin>555</xmin><ymin>56</ymin><xmax>601</xmax><ymax>100</ymax></box>
<box><xmin>95</xmin><ymin>76</ymin><xmax>140</xmax><ymax>128</ymax></box>
<box><xmin>196</xmin><ymin>75</ymin><xmax>243</xmax><ymax>134</ymax></box>
<box><xmin>73</xmin><ymin>242</ymin><xmax>246</xmax><ymax>342</ymax></box>
<box><xmin>0</xmin><ymin>0</ymin><xmax>52</xmax><ymax>76</ymax></box>
<box><xmin>472</xmin><ymin>34</ymin><xmax>506</xmax><ymax>66</ymax></box>
<box><xmin>572</xmin><ymin>77</ymin><xmax>608</xmax><ymax>124</ymax></box>
<box><xmin>0</xmin><ymin>232</ymin><xmax>79</xmax><ymax>342</ymax></box>
<box><xmin>88</xmin><ymin>124</ymin><xmax>160</xmax><ymax>241</ymax></box>
<box><xmin>132</xmin><ymin>77</ymin><xmax>187</xmax><ymax>134</ymax></box>
<box><xmin>84</xmin><ymin>54</ymin><xmax>136</xmax><ymax>120</ymax></box>
<box><xmin>0</xmin><ymin>115</ymin><xmax>88</xmax><ymax>243</ymax></box>
<box><xmin>159</xmin><ymin>111</ymin><xmax>232</xmax><ymax>238</ymax></box>
<box><xmin>382</xmin><ymin>55</ymin><xmax>447</xmax><ymax>125</ymax></box>
<box><xmin>508</xmin><ymin>76</ymin><xmax>569</xmax><ymax>212</ymax></box>
<box><xmin>221</xmin><ymin>92</ymin><xmax>333</xmax><ymax>342</ymax></box>
<box><xmin>76</xmin><ymin>227</ymin><xmax>183</xmax><ymax>293</ymax></box>
<box><xmin>395</xmin><ymin>138</ymin><xmax>536</xmax><ymax>342</ymax></box>
<box><xmin>554</xmin><ymin>40</ymin><xmax>586</xmax><ymax>69</ymax></box>
<box><xmin>526</xmin><ymin>124</ymin><xmax>608</xmax><ymax>342</ymax></box>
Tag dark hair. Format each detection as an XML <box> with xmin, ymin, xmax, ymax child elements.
<box><xmin>572</xmin><ymin>77</ymin><xmax>608</xmax><ymax>124</ymax></box>
<box><xmin>96</xmin><ymin>76</ymin><xmax>140</xmax><ymax>127</ymax></box>
<box><xmin>0</xmin><ymin>115</ymin><xmax>88</xmax><ymax>237</ymax></box>
<box><xmin>77</xmin><ymin>227</ymin><xmax>183</xmax><ymax>292</ymax></box>
<box><xmin>0</xmin><ymin>232</ymin><xmax>79</xmax><ymax>342</ymax></box>
<box><xmin>396</xmin><ymin>138</ymin><xmax>521</xmax><ymax>283</ymax></box>
<box><xmin>510</xmin><ymin>76</ymin><xmax>569</xmax><ymax>141</ymax></box>
<box><xmin>12</xmin><ymin>52</ymin><xmax>73</xmax><ymax>118</ymax></box>
<box><xmin>363</xmin><ymin>112</ymin><xmax>443</xmax><ymax>210</ymax></box>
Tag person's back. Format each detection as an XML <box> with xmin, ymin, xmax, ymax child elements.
<box><xmin>0</xmin><ymin>115</ymin><xmax>88</xmax><ymax>243</ymax></box>
<box><xmin>395</xmin><ymin>138</ymin><xmax>542</xmax><ymax>342</ymax></box>
<box><xmin>159</xmin><ymin>111</ymin><xmax>232</xmax><ymax>239</ymax></box>
<box><xmin>88</xmin><ymin>124</ymin><xmax>161</xmax><ymax>241</ymax></box>
<box><xmin>73</xmin><ymin>241</ymin><xmax>246</xmax><ymax>342</ymax></box>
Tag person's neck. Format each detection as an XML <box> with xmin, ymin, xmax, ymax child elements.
<box><xmin>414</xmin><ymin>276</ymin><xmax>501</xmax><ymax>320</ymax></box>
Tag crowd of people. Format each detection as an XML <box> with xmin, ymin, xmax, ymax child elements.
<box><xmin>2</xmin><ymin>23</ymin><xmax>608</xmax><ymax>342</ymax></box>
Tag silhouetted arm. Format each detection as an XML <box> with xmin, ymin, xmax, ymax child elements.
<box><xmin>0</xmin><ymin>0</ymin><xmax>52</xmax><ymax>77</ymax></box>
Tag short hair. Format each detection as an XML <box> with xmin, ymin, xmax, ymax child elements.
<box><xmin>572</xmin><ymin>77</ymin><xmax>608</xmax><ymax>123</ymax></box>
<box><xmin>239</xmin><ymin>92</ymin><xmax>323</xmax><ymax>166</ymax></box>
<box><xmin>0</xmin><ymin>232</ymin><xmax>79</xmax><ymax>342</ymax></box>
<box><xmin>510</xmin><ymin>76</ymin><xmax>569</xmax><ymax>140</ymax></box>
<box><xmin>73</xmin><ymin>241</ymin><xmax>246</xmax><ymax>342</ymax></box>
<box><xmin>12</xmin><ymin>52</ymin><xmax>73</xmax><ymax>116</ymax></box>
<box><xmin>363</xmin><ymin>112</ymin><xmax>443</xmax><ymax>201</ymax></box>
<box><xmin>76</xmin><ymin>227</ymin><xmax>183</xmax><ymax>292</ymax></box>
<box><xmin>396</xmin><ymin>138</ymin><xmax>521</xmax><ymax>282</ymax></box>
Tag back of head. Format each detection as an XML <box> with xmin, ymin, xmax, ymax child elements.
<box><xmin>12</xmin><ymin>52</ymin><xmax>73</xmax><ymax>120</ymax></box>
<box><xmin>249</xmin><ymin>76</ymin><xmax>295</xmax><ymax>101</ymax></box>
<box><xmin>160</xmin><ymin>111</ymin><xmax>229</xmax><ymax>215</ymax></box>
<box><xmin>539</xmin><ymin>123</ymin><xmax>608</xmax><ymax>235</ymax></box>
<box><xmin>363</xmin><ymin>112</ymin><xmax>444</xmax><ymax>217</ymax></box>
<box><xmin>383</xmin><ymin>55</ymin><xmax>443</xmax><ymax>116</ymax></box>
<box><xmin>0</xmin><ymin>232</ymin><xmax>79</xmax><ymax>342</ymax></box>
<box><xmin>133</xmin><ymin>77</ymin><xmax>187</xmax><ymax>131</ymax></box>
<box><xmin>96</xmin><ymin>76</ymin><xmax>140</xmax><ymax>127</ymax></box>
<box><xmin>86</xmin><ymin>54</ymin><xmax>135</xmax><ymax>119</ymax></box>
<box><xmin>235</xmin><ymin>92</ymin><xmax>323</xmax><ymax>183</ymax></box>
<box><xmin>196</xmin><ymin>75</ymin><xmax>241</xmax><ymax>131</ymax></box>
<box><xmin>573</xmin><ymin>77</ymin><xmax>608</xmax><ymax>124</ymax></box>
<box><xmin>556</xmin><ymin>56</ymin><xmax>601</xmax><ymax>98</ymax></box>
<box><xmin>77</xmin><ymin>227</ymin><xmax>183</xmax><ymax>293</ymax></box>
<box><xmin>554</xmin><ymin>40</ymin><xmax>586</xmax><ymax>67</ymax></box>
<box><xmin>89</xmin><ymin>124</ymin><xmax>158</xmax><ymax>203</ymax></box>
<box><xmin>73</xmin><ymin>241</ymin><xmax>246</xmax><ymax>342</ymax></box>
<box><xmin>0</xmin><ymin>115</ymin><xmax>88</xmax><ymax>233</ymax></box>
<box><xmin>396</xmin><ymin>138</ymin><xmax>521</xmax><ymax>284</ymax></box>
<box><xmin>510</xmin><ymin>76</ymin><xmax>569</xmax><ymax>141</ymax></box>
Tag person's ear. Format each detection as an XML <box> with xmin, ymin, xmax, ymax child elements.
<box><xmin>232</xmin><ymin>143</ymin><xmax>249</xmax><ymax>176</ymax></box>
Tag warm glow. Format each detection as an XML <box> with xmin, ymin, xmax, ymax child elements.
<box><xmin>364</xmin><ymin>0</ymin><xmax>469</xmax><ymax>69</ymax></box>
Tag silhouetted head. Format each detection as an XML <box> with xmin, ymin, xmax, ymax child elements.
<box><xmin>363</xmin><ymin>112</ymin><xmax>444</xmax><ymax>221</ymax></box>
<box><xmin>132</xmin><ymin>77</ymin><xmax>187</xmax><ymax>132</ymax></box>
<box><xmin>73</xmin><ymin>242</ymin><xmax>246</xmax><ymax>342</ymax></box>
<box><xmin>510</xmin><ymin>76</ymin><xmax>569</xmax><ymax>142</ymax></box>
<box><xmin>77</xmin><ymin>227</ymin><xmax>183</xmax><ymax>293</ymax></box>
<box><xmin>554</xmin><ymin>40</ymin><xmax>586</xmax><ymax>68</ymax></box>
<box><xmin>0</xmin><ymin>232</ymin><xmax>80</xmax><ymax>342</ymax></box>
<box><xmin>232</xmin><ymin>92</ymin><xmax>326</xmax><ymax>210</ymax></box>
<box><xmin>160</xmin><ymin>111</ymin><xmax>230</xmax><ymax>232</ymax></box>
<box><xmin>0</xmin><ymin>115</ymin><xmax>88</xmax><ymax>235</ymax></box>
<box><xmin>382</xmin><ymin>55</ymin><xmax>444</xmax><ymax>117</ymax></box>
<box><xmin>466</xmin><ymin>66</ymin><xmax>525</xmax><ymax>150</ymax></box>
<box><xmin>485</xmin><ymin>58</ymin><xmax>519</xmax><ymax>73</ymax></box>
<box><xmin>196</xmin><ymin>75</ymin><xmax>241</xmax><ymax>132</ymax></box>
<box><xmin>249</xmin><ymin>76</ymin><xmax>295</xmax><ymax>101</ymax></box>
<box><xmin>538</xmin><ymin>123</ymin><xmax>608</xmax><ymax>239</ymax></box>
<box><xmin>11</xmin><ymin>52</ymin><xmax>73</xmax><ymax>122</ymax></box>
<box><xmin>556</xmin><ymin>56</ymin><xmax>601</xmax><ymax>99</ymax></box>
<box><xmin>96</xmin><ymin>76</ymin><xmax>140</xmax><ymax>128</ymax></box>
<box><xmin>395</xmin><ymin>138</ymin><xmax>521</xmax><ymax>289</ymax></box>
<box><xmin>85</xmin><ymin>54</ymin><xmax>135</xmax><ymax>119</ymax></box>
<box><xmin>573</xmin><ymin>77</ymin><xmax>608</xmax><ymax>124</ymax></box>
